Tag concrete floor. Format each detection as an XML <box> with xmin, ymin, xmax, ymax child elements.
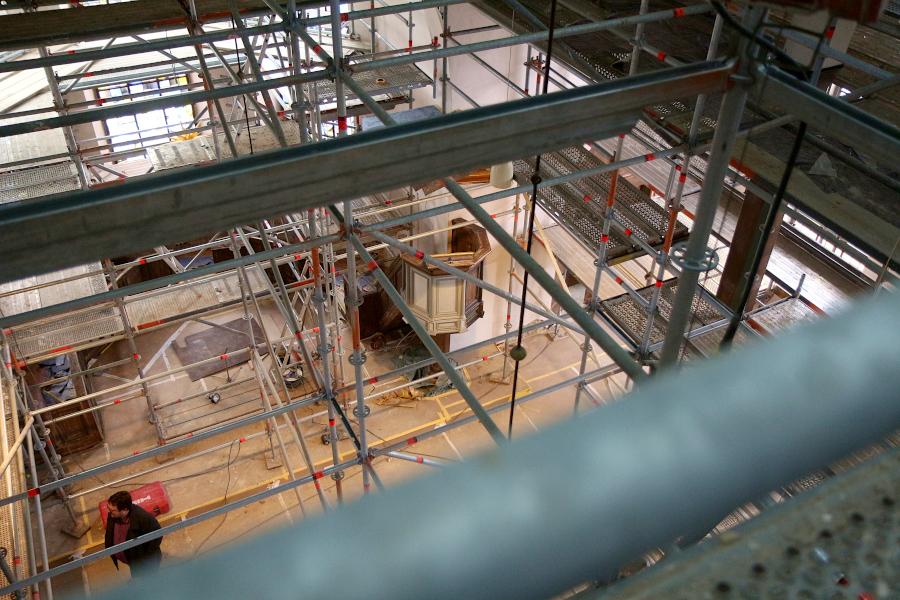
<box><xmin>36</xmin><ymin>294</ymin><xmax>630</xmax><ymax>598</ymax></box>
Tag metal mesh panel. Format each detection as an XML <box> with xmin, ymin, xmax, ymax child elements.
<box><xmin>602</xmin><ymin>448</ymin><xmax>900</xmax><ymax>600</ymax></box>
<box><xmin>602</xmin><ymin>293</ymin><xmax>667</xmax><ymax>346</ymax></box>
<box><xmin>126</xmin><ymin>269</ymin><xmax>267</xmax><ymax>328</ymax></box>
<box><xmin>313</xmin><ymin>63</ymin><xmax>432</xmax><ymax>104</ymax></box>
<box><xmin>601</xmin><ymin>279</ymin><xmax>727</xmax><ymax>349</ymax></box>
<box><xmin>515</xmin><ymin>145</ymin><xmax>682</xmax><ymax>259</ymax></box>
<box><xmin>0</xmin><ymin>162</ymin><xmax>79</xmax><ymax>204</ymax></box>
<box><xmin>8</xmin><ymin>304</ymin><xmax>122</xmax><ymax>360</ymax></box>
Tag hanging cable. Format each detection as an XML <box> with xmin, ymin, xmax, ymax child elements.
<box><xmin>507</xmin><ymin>0</ymin><xmax>559</xmax><ymax>439</ymax></box>
<box><xmin>718</xmin><ymin>14</ymin><xmax>832</xmax><ymax>349</ymax></box>
<box><xmin>233</xmin><ymin>15</ymin><xmax>254</xmax><ymax>155</ymax></box>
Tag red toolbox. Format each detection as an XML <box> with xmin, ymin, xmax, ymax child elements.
<box><xmin>99</xmin><ymin>481</ymin><xmax>170</xmax><ymax>527</ymax></box>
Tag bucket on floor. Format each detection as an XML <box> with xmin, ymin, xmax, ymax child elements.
<box><xmin>99</xmin><ymin>481</ymin><xmax>170</xmax><ymax>527</ymax></box>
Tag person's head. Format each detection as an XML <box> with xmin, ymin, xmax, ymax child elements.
<box><xmin>108</xmin><ymin>491</ymin><xmax>132</xmax><ymax>520</ymax></box>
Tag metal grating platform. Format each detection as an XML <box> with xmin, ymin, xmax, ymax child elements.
<box><xmin>596</xmin><ymin>447</ymin><xmax>900</xmax><ymax>600</ymax></box>
<box><xmin>0</xmin><ymin>161</ymin><xmax>79</xmax><ymax>204</ymax></box>
<box><xmin>6</xmin><ymin>304</ymin><xmax>123</xmax><ymax>360</ymax></box>
<box><xmin>147</xmin><ymin>136</ymin><xmax>218</xmax><ymax>171</ymax></box>
<box><xmin>126</xmin><ymin>268</ymin><xmax>268</xmax><ymax>330</ymax></box>
<box><xmin>5</xmin><ymin>265</ymin><xmax>269</xmax><ymax>362</ymax></box>
<box><xmin>601</xmin><ymin>278</ymin><xmax>728</xmax><ymax>351</ymax></box>
<box><xmin>515</xmin><ymin>145</ymin><xmax>687</xmax><ymax>261</ymax></box>
<box><xmin>312</xmin><ymin>63</ymin><xmax>432</xmax><ymax>105</ymax></box>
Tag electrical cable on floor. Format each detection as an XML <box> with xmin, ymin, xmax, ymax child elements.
<box><xmin>507</xmin><ymin>0</ymin><xmax>560</xmax><ymax>439</ymax></box>
<box><xmin>192</xmin><ymin>440</ymin><xmax>241</xmax><ymax>554</ymax></box>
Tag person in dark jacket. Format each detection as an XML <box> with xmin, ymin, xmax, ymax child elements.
<box><xmin>104</xmin><ymin>491</ymin><xmax>163</xmax><ymax>576</ymax></box>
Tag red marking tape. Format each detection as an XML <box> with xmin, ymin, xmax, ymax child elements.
<box><xmin>415</xmin><ymin>250</ymin><xmax>424</xmax><ymax>259</ymax></box>
<box><xmin>113</xmin><ymin>399</ymin><xmax>121</xmax><ymax>404</ymax></box>
<box><xmin>679</xmin><ymin>173</ymin><xmax>687</xmax><ymax>183</ymax></box>
<box><xmin>338</xmin><ymin>116</ymin><xmax>347</xmax><ymax>131</ymax></box>
<box><xmin>367</xmin><ymin>259</ymin><xmax>379</xmax><ymax>272</ymax></box>
<box><xmin>416</xmin><ymin>456</ymin><xmax>424</xmax><ymax>464</ymax></box>
<box><xmin>624</xmin><ymin>228</ymin><xmax>633</xmax><ymax>236</ymax></box>
<box><xmin>239</xmin><ymin>437</ymin><xmax>247</xmax><ymax>443</ymax></box>
<box><xmin>644</xmin><ymin>153</ymin><xmax>655</xmax><ymax>161</ymax></box>
<box><xmin>340</xmin><ymin>12</ymin><xmax>349</xmax><ymax>22</ymax></box>
<box><xmin>655</xmin><ymin>280</ymin><xmax>663</xmax><ymax>288</ymax></box>
<box><xmin>673</xmin><ymin>7</ymin><xmax>685</xmax><ymax>17</ymax></box>
<box><xmin>656</xmin><ymin>51</ymin><xmax>667</xmax><ymax>62</ymax></box>
<box><xmin>406</xmin><ymin>436</ymin><xmax>418</xmax><ymax>446</ymax></box>
<box><xmin>368</xmin><ymin>376</ymin><xmax>378</xmax><ymax>384</ymax></box>
<box><xmin>219</xmin><ymin>353</ymin><xmax>229</xmax><ymax>360</ymax></box>
<box><xmin>328</xmin><ymin>419</ymin><xmax>336</xmax><ymax>427</ymax></box>
<box><xmin>132</xmin><ymin>353</ymin><xmax>140</xmax><ymax>361</ymax></box>
<box><xmin>600</xmin><ymin>234</ymin><xmax>609</xmax><ymax>243</ymax></box>
<box><xmin>28</xmin><ymin>488</ymin><xmax>40</xmax><ymax>498</ymax></box>
<box><xmin>312</xmin><ymin>45</ymin><xmax>322</xmax><ymax>55</ymax></box>
<box><xmin>615</xmin><ymin>276</ymin><xmax>624</xmax><ymax>285</ymax></box>
<box><xmin>313</xmin><ymin>471</ymin><xmax>325</xmax><ymax>480</ymax></box>
<box><xmin>583</xmin><ymin>194</ymin><xmax>591</xmax><ymax>202</ymax></box>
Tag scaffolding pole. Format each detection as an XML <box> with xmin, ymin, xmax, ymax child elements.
<box><xmin>659</xmin><ymin>7</ymin><xmax>766</xmax><ymax>367</ymax></box>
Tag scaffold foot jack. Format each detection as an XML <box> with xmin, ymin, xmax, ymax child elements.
<box><xmin>264</xmin><ymin>450</ymin><xmax>283</xmax><ymax>471</ymax></box>
<box><xmin>61</xmin><ymin>520</ymin><xmax>90</xmax><ymax>539</ymax></box>
<box><xmin>489</xmin><ymin>370</ymin><xmax>513</xmax><ymax>385</ymax></box>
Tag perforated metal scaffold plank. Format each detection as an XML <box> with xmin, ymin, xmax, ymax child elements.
<box><xmin>313</xmin><ymin>63</ymin><xmax>433</xmax><ymax>105</ymax></box>
<box><xmin>125</xmin><ymin>267</ymin><xmax>269</xmax><ymax>331</ymax></box>
<box><xmin>0</xmin><ymin>162</ymin><xmax>79</xmax><ymax>205</ymax></box>
<box><xmin>597</xmin><ymin>448</ymin><xmax>900</xmax><ymax>600</ymax></box>
<box><xmin>600</xmin><ymin>278</ymin><xmax>727</xmax><ymax>351</ymax></box>
<box><xmin>3</xmin><ymin>262</ymin><xmax>271</xmax><ymax>361</ymax></box>
<box><xmin>514</xmin><ymin>145</ymin><xmax>687</xmax><ymax>262</ymax></box>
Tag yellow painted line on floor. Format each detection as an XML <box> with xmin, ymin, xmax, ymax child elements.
<box><xmin>521</xmin><ymin>361</ymin><xmax>582</xmax><ymax>385</ymax></box>
<box><xmin>444</xmin><ymin>383</ymin><xmax>533</xmax><ymax>423</ymax></box>
<box><xmin>434</xmin><ymin>395</ymin><xmax>451</xmax><ymax>423</ymax></box>
<box><xmin>50</xmin><ymin>378</ymin><xmax>541</xmax><ymax>567</ymax></box>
